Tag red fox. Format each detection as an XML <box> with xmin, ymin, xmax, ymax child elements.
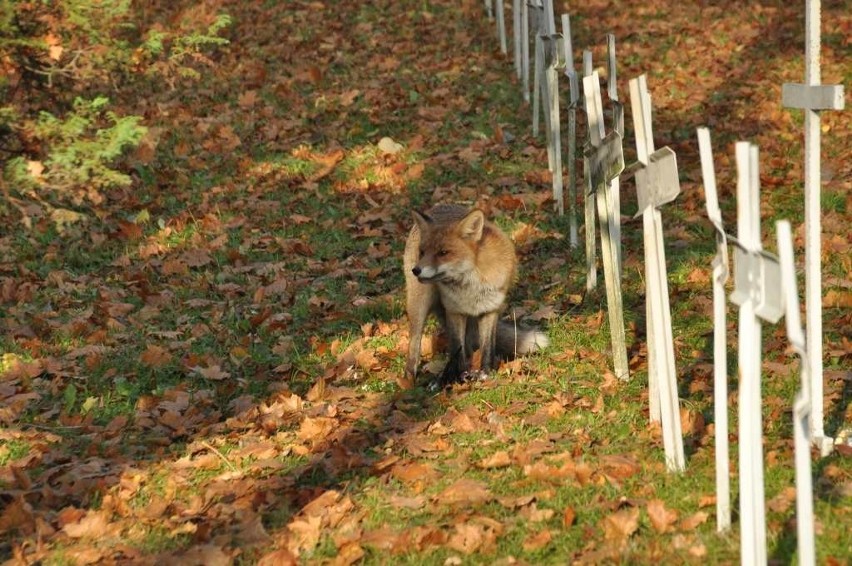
<box><xmin>404</xmin><ymin>204</ymin><xmax>549</xmax><ymax>385</ymax></box>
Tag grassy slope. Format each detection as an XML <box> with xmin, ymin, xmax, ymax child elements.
<box><xmin>0</xmin><ymin>0</ymin><xmax>849</xmax><ymax>564</ymax></box>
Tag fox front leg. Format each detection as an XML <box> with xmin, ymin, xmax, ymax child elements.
<box><xmin>464</xmin><ymin>316</ymin><xmax>480</xmax><ymax>359</ymax></box>
<box><xmin>440</xmin><ymin>311</ymin><xmax>468</xmax><ymax>385</ymax></box>
<box><xmin>478</xmin><ymin>311</ymin><xmax>500</xmax><ymax>373</ymax></box>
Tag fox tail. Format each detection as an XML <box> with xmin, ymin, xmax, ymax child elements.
<box><xmin>495</xmin><ymin>320</ymin><xmax>549</xmax><ymax>358</ymax></box>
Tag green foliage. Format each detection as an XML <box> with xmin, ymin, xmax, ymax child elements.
<box><xmin>63</xmin><ymin>0</ymin><xmax>132</xmax><ymax>44</ymax></box>
<box><xmin>171</xmin><ymin>13</ymin><xmax>232</xmax><ymax>58</ymax></box>
<box><xmin>0</xmin><ymin>0</ymin><xmax>231</xmax><ymax>218</ymax></box>
<box><xmin>0</xmin><ymin>1</ymin><xmax>44</xmax><ymax>53</ymax></box>
<box><xmin>144</xmin><ymin>13</ymin><xmax>233</xmax><ymax>80</ymax></box>
<box><xmin>11</xmin><ymin>96</ymin><xmax>147</xmax><ymax>204</ymax></box>
<box><xmin>0</xmin><ymin>439</ymin><xmax>30</xmax><ymax>467</ymax></box>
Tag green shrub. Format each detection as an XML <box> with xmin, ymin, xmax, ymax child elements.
<box><xmin>6</xmin><ymin>96</ymin><xmax>147</xmax><ymax>205</ymax></box>
<box><xmin>0</xmin><ymin>0</ymin><xmax>231</xmax><ymax>219</ymax></box>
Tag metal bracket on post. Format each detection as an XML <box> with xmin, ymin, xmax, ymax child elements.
<box><xmin>633</xmin><ymin>147</ymin><xmax>680</xmax><ymax>217</ymax></box>
<box><xmin>730</xmin><ymin>246</ymin><xmax>784</xmax><ymax>325</ymax></box>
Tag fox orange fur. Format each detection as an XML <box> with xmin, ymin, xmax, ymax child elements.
<box><xmin>404</xmin><ymin>204</ymin><xmax>548</xmax><ymax>385</ymax></box>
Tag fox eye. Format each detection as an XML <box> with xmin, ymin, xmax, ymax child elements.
<box><xmin>419</xmin><ymin>248</ymin><xmax>425</xmax><ymax>258</ymax></box>
<box><xmin>437</xmin><ymin>249</ymin><xmax>449</xmax><ymax>257</ymax></box>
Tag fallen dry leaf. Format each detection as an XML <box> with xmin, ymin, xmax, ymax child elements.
<box><xmin>646</xmin><ymin>499</ymin><xmax>679</xmax><ymax>533</ymax></box>
<box><xmin>288</xmin><ymin>514</ymin><xmax>323</xmax><ymax>554</ymax></box>
<box><xmin>62</xmin><ymin>510</ymin><xmax>115</xmax><ymax>539</ymax></box>
<box><xmin>478</xmin><ymin>450</ymin><xmax>511</xmax><ymax>469</ymax></box>
<box><xmin>140</xmin><ymin>344</ymin><xmax>172</xmax><ymax>368</ymax></box>
<box><xmin>679</xmin><ymin>511</ymin><xmax>709</xmax><ymax>531</ymax></box>
<box><xmin>448</xmin><ymin>522</ymin><xmax>488</xmax><ymax>555</ymax></box>
<box><xmin>389</xmin><ymin>495</ymin><xmax>426</xmax><ymax>510</ymax></box>
<box><xmin>602</xmin><ymin>507</ymin><xmax>640</xmax><ymax>541</ymax></box>
<box><xmin>191</xmin><ymin>364</ymin><xmax>230</xmax><ymax>381</ymax></box>
<box><xmin>522</xmin><ymin>528</ymin><xmax>552</xmax><ymax>551</ymax></box>
<box><xmin>562</xmin><ymin>506</ymin><xmax>577</xmax><ymax>527</ymax></box>
<box><xmin>257</xmin><ymin>548</ymin><xmax>298</xmax><ymax>566</ymax></box>
<box><xmin>331</xmin><ymin>542</ymin><xmax>365</xmax><ymax>566</ymax></box>
<box><xmin>520</xmin><ymin>502</ymin><xmax>555</xmax><ymax>522</ymax></box>
<box><xmin>297</xmin><ymin>416</ymin><xmax>337</xmax><ymax>442</ymax></box>
<box><xmin>436</xmin><ymin>479</ymin><xmax>492</xmax><ymax>507</ymax></box>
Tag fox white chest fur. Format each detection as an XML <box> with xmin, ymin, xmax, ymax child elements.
<box><xmin>436</xmin><ymin>265</ymin><xmax>508</xmax><ymax>316</ymax></box>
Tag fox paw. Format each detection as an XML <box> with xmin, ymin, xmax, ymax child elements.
<box><xmin>461</xmin><ymin>369</ymin><xmax>489</xmax><ymax>382</ymax></box>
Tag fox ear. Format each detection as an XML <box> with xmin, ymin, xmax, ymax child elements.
<box><xmin>412</xmin><ymin>210</ymin><xmax>431</xmax><ymax>233</ymax></box>
<box><xmin>458</xmin><ymin>209</ymin><xmax>485</xmax><ymax>241</ymax></box>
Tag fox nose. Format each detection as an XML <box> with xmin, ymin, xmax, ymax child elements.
<box><xmin>411</xmin><ymin>266</ymin><xmax>421</xmax><ymax>277</ymax></box>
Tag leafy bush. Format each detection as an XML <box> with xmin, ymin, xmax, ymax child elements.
<box><xmin>6</xmin><ymin>97</ymin><xmax>147</xmax><ymax>205</ymax></box>
<box><xmin>143</xmin><ymin>13</ymin><xmax>233</xmax><ymax>81</ymax></box>
<box><xmin>0</xmin><ymin>0</ymin><xmax>231</xmax><ymax>221</ymax></box>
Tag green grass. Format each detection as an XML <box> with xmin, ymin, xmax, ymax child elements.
<box><xmin>0</xmin><ymin>439</ymin><xmax>30</xmax><ymax>467</ymax></box>
<box><xmin>1</xmin><ymin>0</ymin><xmax>849</xmax><ymax>563</ymax></box>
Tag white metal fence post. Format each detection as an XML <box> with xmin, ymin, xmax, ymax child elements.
<box><xmin>696</xmin><ymin>127</ymin><xmax>732</xmax><ymax>532</ymax></box>
<box><xmin>583</xmin><ymin>71</ymin><xmax>629</xmax><ymax>381</ymax></box>
<box><xmin>629</xmin><ymin>74</ymin><xmax>685</xmax><ymax>472</ymax></box>
<box><xmin>781</xmin><ymin>0</ymin><xmax>845</xmax><ymax>456</ymax></box>
<box><xmin>777</xmin><ymin>220</ymin><xmax>817</xmax><ymax>566</ymax></box>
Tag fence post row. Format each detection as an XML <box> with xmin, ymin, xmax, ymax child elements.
<box><xmin>482</xmin><ymin>5</ymin><xmax>833</xmax><ymax>559</ymax></box>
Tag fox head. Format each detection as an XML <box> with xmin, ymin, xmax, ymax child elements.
<box><xmin>411</xmin><ymin>208</ymin><xmax>485</xmax><ymax>284</ymax></box>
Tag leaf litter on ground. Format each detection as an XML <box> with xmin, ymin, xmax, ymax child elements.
<box><xmin>1</xmin><ymin>0</ymin><xmax>850</xmax><ymax>564</ymax></box>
